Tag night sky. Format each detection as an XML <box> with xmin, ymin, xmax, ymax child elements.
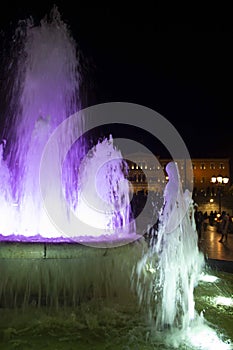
<box><xmin>0</xmin><ymin>3</ymin><xmax>232</xmax><ymax>161</ymax></box>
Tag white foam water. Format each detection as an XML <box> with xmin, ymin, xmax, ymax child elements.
<box><xmin>132</xmin><ymin>161</ymin><xmax>232</xmax><ymax>349</ymax></box>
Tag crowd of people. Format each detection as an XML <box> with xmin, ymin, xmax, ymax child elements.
<box><xmin>194</xmin><ymin>206</ymin><xmax>233</xmax><ymax>242</ymax></box>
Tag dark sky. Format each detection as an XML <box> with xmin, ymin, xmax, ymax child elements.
<box><xmin>0</xmin><ymin>2</ymin><xmax>232</xmax><ymax>160</ymax></box>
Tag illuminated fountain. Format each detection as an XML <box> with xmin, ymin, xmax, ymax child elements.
<box><xmin>0</xmin><ymin>6</ymin><xmax>232</xmax><ymax>350</ymax></box>
<box><xmin>0</xmin><ymin>7</ymin><xmax>136</xmax><ymax>244</ymax></box>
<box><xmin>0</xmin><ymin>7</ymin><xmax>83</xmax><ymax>240</ymax></box>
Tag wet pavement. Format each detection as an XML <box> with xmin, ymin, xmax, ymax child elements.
<box><xmin>198</xmin><ymin>224</ymin><xmax>233</xmax><ymax>273</ymax></box>
<box><xmin>198</xmin><ymin>224</ymin><xmax>233</xmax><ymax>261</ymax></box>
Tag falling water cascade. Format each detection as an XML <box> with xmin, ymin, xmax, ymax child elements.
<box><xmin>0</xmin><ymin>7</ymin><xmax>232</xmax><ymax>350</ymax></box>
<box><xmin>133</xmin><ymin>161</ymin><xmax>232</xmax><ymax>349</ymax></box>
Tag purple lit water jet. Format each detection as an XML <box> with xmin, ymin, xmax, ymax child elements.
<box><xmin>0</xmin><ymin>7</ymin><xmax>135</xmax><ymax>243</ymax></box>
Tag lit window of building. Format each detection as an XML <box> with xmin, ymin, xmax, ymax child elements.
<box><xmin>210</xmin><ymin>163</ymin><xmax>215</xmax><ymax>169</ymax></box>
<box><xmin>200</xmin><ymin>163</ymin><xmax>206</xmax><ymax>170</ymax></box>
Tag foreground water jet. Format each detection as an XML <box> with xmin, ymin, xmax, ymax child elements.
<box><xmin>132</xmin><ymin>162</ymin><xmax>232</xmax><ymax>349</ymax></box>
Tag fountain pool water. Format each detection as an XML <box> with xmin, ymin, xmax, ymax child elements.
<box><xmin>0</xmin><ymin>254</ymin><xmax>233</xmax><ymax>350</ymax></box>
<box><xmin>0</xmin><ymin>6</ymin><xmax>232</xmax><ymax>350</ymax></box>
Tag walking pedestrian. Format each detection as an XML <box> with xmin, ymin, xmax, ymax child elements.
<box><xmin>218</xmin><ymin>211</ymin><xmax>230</xmax><ymax>243</ymax></box>
<box><xmin>194</xmin><ymin>208</ymin><xmax>203</xmax><ymax>240</ymax></box>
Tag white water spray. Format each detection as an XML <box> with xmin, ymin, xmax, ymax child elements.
<box><xmin>133</xmin><ymin>161</ymin><xmax>233</xmax><ymax>349</ymax></box>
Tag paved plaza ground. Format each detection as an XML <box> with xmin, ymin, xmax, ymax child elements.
<box><xmin>198</xmin><ymin>224</ymin><xmax>233</xmax><ymax>272</ymax></box>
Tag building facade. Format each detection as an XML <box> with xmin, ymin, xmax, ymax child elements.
<box><xmin>126</xmin><ymin>155</ymin><xmax>232</xmax><ymax>214</ymax></box>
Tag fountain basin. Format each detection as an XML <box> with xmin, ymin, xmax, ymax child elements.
<box><xmin>0</xmin><ymin>237</ymin><xmax>144</xmax><ymax>258</ymax></box>
<box><xmin>0</xmin><ymin>239</ymin><xmax>232</xmax><ymax>350</ymax></box>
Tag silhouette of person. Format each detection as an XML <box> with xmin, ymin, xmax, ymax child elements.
<box><xmin>218</xmin><ymin>211</ymin><xmax>230</xmax><ymax>243</ymax></box>
<box><xmin>203</xmin><ymin>211</ymin><xmax>209</xmax><ymax>231</ymax></box>
<box><xmin>194</xmin><ymin>208</ymin><xmax>203</xmax><ymax>239</ymax></box>
<box><xmin>209</xmin><ymin>211</ymin><xmax>215</xmax><ymax>226</ymax></box>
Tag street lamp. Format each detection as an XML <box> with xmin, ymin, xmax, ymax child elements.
<box><xmin>211</xmin><ymin>174</ymin><xmax>229</xmax><ymax>213</ymax></box>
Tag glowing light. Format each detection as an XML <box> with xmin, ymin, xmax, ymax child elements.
<box><xmin>199</xmin><ymin>273</ymin><xmax>219</xmax><ymax>283</ymax></box>
<box><xmin>213</xmin><ymin>296</ymin><xmax>233</xmax><ymax>307</ymax></box>
<box><xmin>223</xmin><ymin>177</ymin><xmax>229</xmax><ymax>184</ymax></box>
<box><xmin>145</xmin><ymin>263</ymin><xmax>156</xmax><ymax>274</ymax></box>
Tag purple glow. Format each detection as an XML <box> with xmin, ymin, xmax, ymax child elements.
<box><xmin>0</xmin><ymin>233</ymin><xmax>138</xmax><ymax>246</ymax></box>
<box><xmin>0</xmin><ymin>7</ymin><xmax>135</xmax><ymax>243</ymax></box>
